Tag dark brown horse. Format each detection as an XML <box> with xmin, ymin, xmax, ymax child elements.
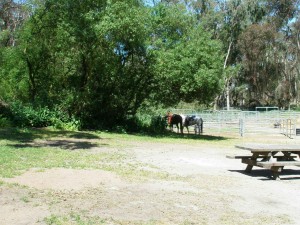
<box><xmin>165</xmin><ymin>113</ymin><xmax>183</xmax><ymax>134</ymax></box>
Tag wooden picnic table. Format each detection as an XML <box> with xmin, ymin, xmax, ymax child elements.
<box><xmin>227</xmin><ymin>143</ymin><xmax>300</xmax><ymax>180</ymax></box>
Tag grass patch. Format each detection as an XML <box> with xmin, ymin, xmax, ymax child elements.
<box><xmin>96</xmin><ymin>130</ymin><xmax>236</xmax><ymax>148</ymax></box>
<box><xmin>0</xmin><ymin>128</ymin><xmax>179</xmax><ymax>180</ymax></box>
<box><xmin>0</xmin><ymin>128</ymin><xmax>100</xmax><ymax>143</ymax></box>
<box><xmin>0</xmin><ymin>127</ymin><xmax>238</xmax><ymax>179</ymax></box>
<box><xmin>0</xmin><ymin>143</ymin><xmax>174</xmax><ymax>180</ymax></box>
<box><xmin>0</xmin><ymin>144</ymin><xmax>127</xmax><ymax>178</ymax></box>
<box><xmin>44</xmin><ymin>213</ymin><xmax>107</xmax><ymax>225</ymax></box>
<box><xmin>44</xmin><ymin>213</ymin><xmax>173</xmax><ymax>225</ymax></box>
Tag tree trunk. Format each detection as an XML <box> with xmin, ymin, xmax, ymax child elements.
<box><xmin>224</xmin><ymin>41</ymin><xmax>232</xmax><ymax>111</ymax></box>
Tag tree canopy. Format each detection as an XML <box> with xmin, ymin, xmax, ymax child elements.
<box><xmin>1</xmin><ymin>0</ymin><xmax>300</xmax><ymax>129</ymax></box>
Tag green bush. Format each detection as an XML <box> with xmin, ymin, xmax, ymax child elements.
<box><xmin>0</xmin><ymin>116</ymin><xmax>12</xmax><ymax>128</ymax></box>
<box><xmin>9</xmin><ymin>103</ymin><xmax>51</xmax><ymax>127</ymax></box>
<box><xmin>105</xmin><ymin>114</ymin><xmax>167</xmax><ymax>134</ymax></box>
<box><xmin>51</xmin><ymin>117</ymin><xmax>81</xmax><ymax>131</ymax></box>
<box><xmin>149</xmin><ymin>115</ymin><xmax>167</xmax><ymax>133</ymax></box>
<box><xmin>7</xmin><ymin>102</ymin><xmax>81</xmax><ymax>130</ymax></box>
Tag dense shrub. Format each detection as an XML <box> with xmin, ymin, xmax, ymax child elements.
<box><xmin>104</xmin><ymin>114</ymin><xmax>168</xmax><ymax>134</ymax></box>
<box><xmin>1</xmin><ymin>100</ymin><xmax>168</xmax><ymax>133</ymax></box>
<box><xmin>9</xmin><ymin>104</ymin><xmax>51</xmax><ymax>127</ymax></box>
<box><xmin>2</xmin><ymin>102</ymin><xmax>81</xmax><ymax>130</ymax></box>
<box><xmin>0</xmin><ymin>116</ymin><xmax>12</xmax><ymax>128</ymax></box>
<box><xmin>149</xmin><ymin>116</ymin><xmax>167</xmax><ymax>133</ymax></box>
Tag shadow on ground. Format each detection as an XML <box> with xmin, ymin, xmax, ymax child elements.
<box><xmin>0</xmin><ymin>128</ymin><xmax>230</xmax><ymax>151</ymax></box>
<box><xmin>138</xmin><ymin>132</ymin><xmax>231</xmax><ymax>141</ymax></box>
<box><xmin>0</xmin><ymin>128</ymin><xmax>101</xmax><ymax>143</ymax></box>
<box><xmin>229</xmin><ymin>169</ymin><xmax>300</xmax><ymax>181</ymax></box>
<box><xmin>8</xmin><ymin>140</ymin><xmax>107</xmax><ymax>150</ymax></box>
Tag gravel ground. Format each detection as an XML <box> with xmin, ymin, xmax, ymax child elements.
<box><xmin>1</xmin><ymin>132</ymin><xmax>300</xmax><ymax>225</ymax></box>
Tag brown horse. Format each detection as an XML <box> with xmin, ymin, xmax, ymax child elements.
<box><xmin>165</xmin><ymin>113</ymin><xmax>183</xmax><ymax>134</ymax></box>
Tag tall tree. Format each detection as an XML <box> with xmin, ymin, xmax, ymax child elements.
<box><xmin>149</xmin><ymin>3</ymin><xmax>223</xmax><ymax>107</ymax></box>
<box><xmin>238</xmin><ymin>23</ymin><xmax>279</xmax><ymax>107</ymax></box>
<box><xmin>0</xmin><ymin>0</ymin><xmax>29</xmax><ymax>46</ymax></box>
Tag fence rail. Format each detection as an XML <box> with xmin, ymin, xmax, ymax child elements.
<box><xmin>171</xmin><ymin>109</ymin><xmax>300</xmax><ymax>138</ymax></box>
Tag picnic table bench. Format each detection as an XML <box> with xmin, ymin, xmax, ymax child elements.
<box><xmin>227</xmin><ymin>143</ymin><xmax>300</xmax><ymax>180</ymax></box>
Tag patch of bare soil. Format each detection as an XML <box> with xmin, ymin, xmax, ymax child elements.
<box><xmin>3</xmin><ymin>168</ymin><xmax>124</xmax><ymax>191</ymax></box>
<box><xmin>1</xmin><ymin>134</ymin><xmax>300</xmax><ymax>225</ymax></box>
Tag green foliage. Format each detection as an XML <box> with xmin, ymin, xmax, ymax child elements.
<box><xmin>2</xmin><ymin>0</ymin><xmax>299</xmax><ymax>129</ymax></box>
<box><xmin>9</xmin><ymin>103</ymin><xmax>54</xmax><ymax>127</ymax></box>
<box><xmin>0</xmin><ymin>47</ymin><xmax>29</xmax><ymax>102</ymax></box>
<box><xmin>51</xmin><ymin>117</ymin><xmax>81</xmax><ymax>131</ymax></box>
<box><xmin>149</xmin><ymin>115</ymin><xmax>167</xmax><ymax>133</ymax></box>
<box><xmin>4</xmin><ymin>102</ymin><xmax>80</xmax><ymax>130</ymax></box>
<box><xmin>0</xmin><ymin>116</ymin><xmax>11</xmax><ymax>128</ymax></box>
<box><xmin>150</xmin><ymin>12</ymin><xmax>224</xmax><ymax>106</ymax></box>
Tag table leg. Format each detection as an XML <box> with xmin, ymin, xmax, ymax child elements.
<box><xmin>245</xmin><ymin>164</ymin><xmax>253</xmax><ymax>173</ymax></box>
<box><xmin>244</xmin><ymin>153</ymin><xmax>260</xmax><ymax>173</ymax></box>
<box><xmin>271</xmin><ymin>166</ymin><xmax>284</xmax><ymax>180</ymax></box>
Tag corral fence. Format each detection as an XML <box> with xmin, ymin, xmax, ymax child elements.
<box><xmin>170</xmin><ymin>108</ymin><xmax>300</xmax><ymax>138</ymax></box>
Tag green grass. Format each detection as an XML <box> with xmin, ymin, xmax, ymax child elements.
<box><xmin>0</xmin><ymin>144</ymin><xmax>173</xmax><ymax>180</ymax></box>
<box><xmin>44</xmin><ymin>213</ymin><xmax>169</xmax><ymax>225</ymax></box>
<box><xmin>0</xmin><ymin>127</ymin><xmax>237</xmax><ymax>179</ymax></box>
<box><xmin>0</xmin><ymin>128</ymin><xmax>183</xmax><ymax>179</ymax></box>
<box><xmin>0</xmin><ymin>144</ymin><xmax>122</xmax><ymax>177</ymax></box>
<box><xmin>0</xmin><ymin>127</ymin><xmax>100</xmax><ymax>142</ymax></box>
<box><xmin>44</xmin><ymin>213</ymin><xmax>107</xmax><ymax>225</ymax></box>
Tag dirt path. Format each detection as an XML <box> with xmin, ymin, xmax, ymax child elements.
<box><xmin>1</xmin><ymin>134</ymin><xmax>300</xmax><ymax>225</ymax></box>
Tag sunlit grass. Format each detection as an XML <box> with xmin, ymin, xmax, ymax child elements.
<box><xmin>44</xmin><ymin>213</ymin><xmax>167</xmax><ymax>225</ymax></box>
<box><xmin>0</xmin><ymin>144</ymin><xmax>175</xmax><ymax>180</ymax></box>
<box><xmin>44</xmin><ymin>213</ymin><xmax>108</xmax><ymax>225</ymax></box>
<box><xmin>0</xmin><ymin>128</ymin><xmax>180</xmax><ymax>180</ymax></box>
<box><xmin>0</xmin><ymin>145</ymin><xmax>120</xmax><ymax>177</ymax></box>
<box><xmin>0</xmin><ymin>127</ymin><xmax>243</xmax><ymax>180</ymax></box>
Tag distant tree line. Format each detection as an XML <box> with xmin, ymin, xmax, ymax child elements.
<box><xmin>0</xmin><ymin>0</ymin><xmax>299</xmax><ymax>129</ymax></box>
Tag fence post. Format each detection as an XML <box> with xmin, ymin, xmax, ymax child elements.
<box><xmin>239</xmin><ymin>118</ymin><xmax>244</xmax><ymax>137</ymax></box>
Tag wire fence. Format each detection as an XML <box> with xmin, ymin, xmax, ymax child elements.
<box><xmin>170</xmin><ymin>109</ymin><xmax>300</xmax><ymax>138</ymax></box>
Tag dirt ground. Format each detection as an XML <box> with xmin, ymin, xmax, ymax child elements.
<box><xmin>1</xmin><ymin>131</ymin><xmax>300</xmax><ymax>225</ymax></box>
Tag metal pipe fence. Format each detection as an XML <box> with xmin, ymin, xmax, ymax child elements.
<box><xmin>171</xmin><ymin>109</ymin><xmax>300</xmax><ymax>138</ymax></box>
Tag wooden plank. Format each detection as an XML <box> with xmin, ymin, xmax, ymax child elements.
<box><xmin>226</xmin><ymin>155</ymin><xmax>253</xmax><ymax>159</ymax></box>
<box><xmin>241</xmin><ymin>158</ymin><xmax>259</xmax><ymax>167</ymax></box>
<box><xmin>257</xmin><ymin>161</ymin><xmax>300</xmax><ymax>168</ymax></box>
<box><xmin>235</xmin><ymin>144</ymin><xmax>300</xmax><ymax>152</ymax></box>
<box><xmin>226</xmin><ymin>155</ymin><xmax>296</xmax><ymax>159</ymax></box>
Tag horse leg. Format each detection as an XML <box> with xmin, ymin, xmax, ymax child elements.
<box><xmin>200</xmin><ymin>120</ymin><xmax>203</xmax><ymax>134</ymax></box>
<box><xmin>176</xmin><ymin>124</ymin><xmax>179</xmax><ymax>133</ymax></box>
<box><xmin>196</xmin><ymin>124</ymin><xmax>201</xmax><ymax>135</ymax></box>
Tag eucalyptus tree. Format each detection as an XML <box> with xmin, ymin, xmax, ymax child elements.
<box><xmin>0</xmin><ymin>0</ymin><xmax>29</xmax><ymax>46</ymax></box>
<box><xmin>238</xmin><ymin>24</ymin><xmax>279</xmax><ymax>106</ymax></box>
<box><xmin>274</xmin><ymin>17</ymin><xmax>300</xmax><ymax>108</ymax></box>
<box><xmin>292</xmin><ymin>19</ymin><xmax>300</xmax><ymax>104</ymax></box>
<box><xmin>236</xmin><ymin>0</ymin><xmax>300</xmax><ymax>109</ymax></box>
